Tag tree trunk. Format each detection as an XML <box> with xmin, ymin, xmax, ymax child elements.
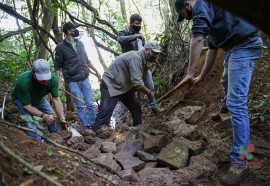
<box><xmin>119</xmin><ymin>0</ymin><xmax>128</xmax><ymax>24</ymax></box>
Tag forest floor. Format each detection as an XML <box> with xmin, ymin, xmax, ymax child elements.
<box><xmin>0</xmin><ymin>48</ymin><xmax>270</xmax><ymax>186</ymax></box>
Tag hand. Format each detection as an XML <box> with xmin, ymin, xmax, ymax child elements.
<box><xmin>136</xmin><ymin>34</ymin><xmax>145</xmax><ymax>41</ymax></box>
<box><xmin>59</xmin><ymin>119</ymin><xmax>68</xmax><ymax>130</ymax></box>
<box><xmin>193</xmin><ymin>75</ymin><xmax>203</xmax><ymax>85</ymax></box>
<box><xmin>58</xmin><ymin>82</ymin><xmax>65</xmax><ymax>91</ymax></box>
<box><xmin>96</xmin><ymin>73</ymin><xmax>101</xmax><ymax>82</ymax></box>
<box><xmin>43</xmin><ymin>114</ymin><xmax>55</xmax><ymax>124</ymax></box>
<box><xmin>173</xmin><ymin>75</ymin><xmax>194</xmax><ymax>90</ymax></box>
<box><xmin>147</xmin><ymin>91</ymin><xmax>154</xmax><ymax>102</ymax></box>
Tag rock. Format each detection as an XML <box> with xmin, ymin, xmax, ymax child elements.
<box><xmin>100</xmin><ymin>142</ymin><xmax>117</xmax><ymax>154</ymax></box>
<box><xmin>83</xmin><ymin>149</ymin><xmax>101</xmax><ymax>159</ymax></box>
<box><xmin>84</xmin><ymin>136</ymin><xmax>97</xmax><ymax>144</ymax></box>
<box><xmin>117</xmin><ymin>169</ymin><xmax>140</xmax><ymax>182</ymax></box>
<box><xmin>67</xmin><ymin>136</ymin><xmax>84</xmax><ymax>146</ymax></box>
<box><xmin>114</xmin><ymin>152</ymin><xmax>145</xmax><ymax>171</ymax></box>
<box><xmin>144</xmin><ymin>162</ymin><xmax>157</xmax><ymax>168</ymax></box>
<box><xmin>120</xmin><ymin>140</ymin><xmax>143</xmax><ymax>155</ymax></box>
<box><xmin>185</xmin><ymin>106</ymin><xmax>205</xmax><ymax>124</ymax></box>
<box><xmin>137</xmin><ymin>131</ymin><xmax>152</xmax><ymax>141</ymax></box>
<box><xmin>173</xmin><ymin>137</ymin><xmax>205</xmax><ymax>156</ymax></box>
<box><xmin>72</xmin><ymin>143</ymin><xmax>88</xmax><ymax>151</ymax></box>
<box><xmin>94</xmin><ymin>153</ymin><xmax>121</xmax><ymax>171</ymax></box>
<box><xmin>176</xmin><ymin>154</ymin><xmax>218</xmax><ymax>181</ymax></box>
<box><xmin>113</xmin><ymin>131</ymin><xmax>136</xmax><ymax>145</ymax></box>
<box><xmin>159</xmin><ymin>119</ymin><xmax>198</xmax><ymax>138</ymax></box>
<box><xmin>138</xmin><ymin>168</ymin><xmax>170</xmax><ymax>183</ymax></box>
<box><xmin>136</xmin><ymin>151</ymin><xmax>157</xmax><ymax>162</ymax></box>
<box><xmin>144</xmin><ymin>135</ymin><xmax>169</xmax><ymax>154</ymax></box>
<box><xmin>157</xmin><ymin>141</ymin><xmax>189</xmax><ymax>169</ymax></box>
<box><xmin>148</xmin><ymin>129</ymin><xmax>164</xmax><ymax>135</ymax></box>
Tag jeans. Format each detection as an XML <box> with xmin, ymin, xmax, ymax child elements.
<box><xmin>68</xmin><ymin>78</ymin><xmax>96</xmax><ymax>128</ymax></box>
<box><xmin>221</xmin><ymin>38</ymin><xmax>263</xmax><ymax>165</ymax></box>
<box><xmin>14</xmin><ymin>99</ymin><xmax>58</xmax><ymax>142</ymax></box>
<box><xmin>144</xmin><ymin>69</ymin><xmax>157</xmax><ymax>109</ymax></box>
<box><xmin>93</xmin><ymin>81</ymin><xmax>142</xmax><ymax>133</ymax></box>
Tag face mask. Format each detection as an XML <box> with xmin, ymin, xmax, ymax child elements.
<box><xmin>132</xmin><ymin>25</ymin><xmax>141</xmax><ymax>32</ymax></box>
<box><xmin>186</xmin><ymin>7</ymin><xmax>192</xmax><ymax>20</ymax></box>
<box><xmin>145</xmin><ymin>50</ymin><xmax>157</xmax><ymax>62</ymax></box>
<box><xmin>71</xmin><ymin>29</ymin><xmax>80</xmax><ymax>37</ymax></box>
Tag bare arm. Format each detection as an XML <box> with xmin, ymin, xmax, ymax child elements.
<box><xmin>193</xmin><ymin>49</ymin><xmax>218</xmax><ymax>84</ymax></box>
<box><xmin>52</xmin><ymin>97</ymin><xmax>65</xmax><ymax>121</ymax></box>
<box><xmin>88</xmin><ymin>63</ymin><xmax>101</xmax><ymax>81</ymax></box>
<box><xmin>136</xmin><ymin>86</ymin><xmax>154</xmax><ymax>101</ymax></box>
<box><xmin>174</xmin><ymin>36</ymin><xmax>204</xmax><ymax>90</ymax></box>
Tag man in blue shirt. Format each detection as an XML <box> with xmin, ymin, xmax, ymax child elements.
<box><xmin>174</xmin><ymin>0</ymin><xmax>263</xmax><ymax>184</ymax></box>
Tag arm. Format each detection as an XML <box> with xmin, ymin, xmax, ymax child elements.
<box><xmin>193</xmin><ymin>49</ymin><xmax>218</xmax><ymax>84</ymax></box>
<box><xmin>55</xmin><ymin>70</ymin><xmax>65</xmax><ymax>91</ymax></box>
<box><xmin>117</xmin><ymin>30</ymin><xmax>144</xmax><ymax>44</ymax></box>
<box><xmin>136</xmin><ymin>86</ymin><xmax>154</xmax><ymax>101</ymax></box>
<box><xmin>174</xmin><ymin>36</ymin><xmax>205</xmax><ymax>90</ymax></box>
<box><xmin>88</xmin><ymin>63</ymin><xmax>101</xmax><ymax>81</ymax></box>
<box><xmin>52</xmin><ymin>97</ymin><xmax>67</xmax><ymax>129</ymax></box>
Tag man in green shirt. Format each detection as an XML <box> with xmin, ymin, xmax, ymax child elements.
<box><xmin>12</xmin><ymin>59</ymin><xmax>66</xmax><ymax>142</ymax></box>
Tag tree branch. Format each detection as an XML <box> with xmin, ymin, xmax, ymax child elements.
<box><xmin>0</xmin><ymin>27</ymin><xmax>32</xmax><ymax>42</ymax></box>
<box><xmin>0</xmin><ymin>119</ymin><xmax>125</xmax><ymax>182</ymax></box>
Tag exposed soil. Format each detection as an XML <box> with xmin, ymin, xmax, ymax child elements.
<box><xmin>1</xmin><ymin>43</ymin><xmax>270</xmax><ymax>186</ymax></box>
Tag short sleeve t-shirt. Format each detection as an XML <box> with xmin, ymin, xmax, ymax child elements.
<box><xmin>11</xmin><ymin>71</ymin><xmax>59</xmax><ymax>106</ymax></box>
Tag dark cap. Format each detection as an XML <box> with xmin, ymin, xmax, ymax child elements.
<box><xmin>63</xmin><ymin>22</ymin><xmax>79</xmax><ymax>34</ymax></box>
<box><xmin>174</xmin><ymin>0</ymin><xmax>186</xmax><ymax>22</ymax></box>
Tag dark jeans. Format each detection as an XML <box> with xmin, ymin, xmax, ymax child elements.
<box><xmin>93</xmin><ymin>81</ymin><xmax>142</xmax><ymax>132</ymax></box>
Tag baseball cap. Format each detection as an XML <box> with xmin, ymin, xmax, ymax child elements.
<box><xmin>32</xmin><ymin>59</ymin><xmax>51</xmax><ymax>81</ymax></box>
<box><xmin>144</xmin><ymin>41</ymin><xmax>161</xmax><ymax>53</ymax></box>
<box><xmin>63</xmin><ymin>22</ymin><xmax>79</xmax><ymax>34</ymax></box>
<box><xmin>174</xmin><ymin>0</ymin><xmax>186</xmax><ymax>22</ymax></box>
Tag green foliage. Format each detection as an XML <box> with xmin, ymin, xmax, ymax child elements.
<box><xmin>93</xmin><ymin>89</ymin><xmax>101</xmax><ymax>101</ymax></box>
<box><xmin>75</xmin><ymin>156</ymin><xmax>87</xmax><ymax>164</ymax></box>
<box><xmin>47</xmin><ymin>148</ymin><xmax>54</xmax><ymax>156</ymax></box>
<box><xmin>154</xmin><ymin>79</ymin><xmax>165</xmax><ymax>96</ymax></box>
<box><xmin>20</xmin><ymin>115</ymin><xmax>44</xmax><ymax>135</ymax></box>
<box><xmin>249</xmin><ymin>94</ymin><xmax>270</xmax><ymax>123</ymax></box>
<box><xmin>0</xmin><ymin>29</ymin><xmax>34</xmax><ymax>85</ymax></box>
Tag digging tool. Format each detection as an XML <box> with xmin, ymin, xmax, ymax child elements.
<box><xmin>156</xmin><ymin>80</ymin><xmax>190</xmax><ymax>103</ymax></box>
<box><xmin>61</xmin><ymin>89</ymin><xmax>85</xmax><ymax>105</ymax></box>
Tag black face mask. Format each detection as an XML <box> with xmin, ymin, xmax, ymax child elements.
<box><xmin>186</xmin><ymin>7</ymin><xmax>193</xmax><ymax>20</ymax></box>
<box><xmin>132</xmin><ymin>25</ymin><xmax>141</xmax><ymax>32</ymax></box>
<box><xmin>145</xmin><ymin>50</ymin><xmax>157</xmax><ymax>62</ymax></box>
<box><xmin>71</xmin><ymin>29</ymin><xmax>80</xmax><ymax>37</ymax></box>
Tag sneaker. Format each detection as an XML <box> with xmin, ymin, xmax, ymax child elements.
<box><xmin>220</xmin><ymin>167</ymin><xmax>248</xmax><ymax>185</ymax></box>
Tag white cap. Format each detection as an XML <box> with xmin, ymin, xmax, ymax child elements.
<box><xmin>32</xmin><ymin>59</ymin><xmax>51</xmax><ymax>80</ymax></box>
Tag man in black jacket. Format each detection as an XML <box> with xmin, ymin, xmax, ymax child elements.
<box><xmin>54</xmin><ymin>22</ymin><xmax>101</xmax><ymax>131</ymax></box>
<box><xmin>117</xmin><ymin>14</ymin><xmax>159</xmax><ymax>113</ymax></box>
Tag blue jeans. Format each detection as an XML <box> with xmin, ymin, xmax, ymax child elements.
<box><xmin>221</xmin><ymin>38</ymin><xmax>263</xmax><ymax>165</ymax></box>
<box><xmin>14</xmin><ymin>99</ymin><xmax>58</xmax><ymax>142</ymax></box>
<box><xmin>68</xmin><ymin>78</ymin><xmax>96</xmax><ymax>128</ymax></box>
<box><xmin>144</xmin><ymin>69</ymin><xmax>157</xmax><ymax>109</ymax></box>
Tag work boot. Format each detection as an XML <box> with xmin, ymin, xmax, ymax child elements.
<box><xmin>220</xmin><ymin>167</ymin><xmax>249</xmax><ymax>185</ymax></box>
<box><xmin>211</xmin><ymin>112</ymin><xmax>220</xmax><ymax>121</ymax></box>
<box><xmin>151</xmin><ymin>106</ymin><xmax>159</xmax><ymax>114</ymax></box>
<box><xmin>97</xmin><ymin>125</ymin><xmax>111</xmax><ymax>139</ymax></box>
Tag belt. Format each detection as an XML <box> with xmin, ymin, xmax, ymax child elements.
<box><xmin>223</xmin><ymin>34</ymin><xmax>259</xmax><ymax>51</ymax></box>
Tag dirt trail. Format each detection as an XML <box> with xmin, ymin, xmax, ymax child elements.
<box><xmin>0</xmin><ymin>49</ymin><xmax>270</xmax><ymax>186</ymax></box>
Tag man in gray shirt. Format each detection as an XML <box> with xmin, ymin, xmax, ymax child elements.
<box><xmin>92</xmin><ymin>41</ymin><xmax>161</xmax><ymax>136</ymax></box>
